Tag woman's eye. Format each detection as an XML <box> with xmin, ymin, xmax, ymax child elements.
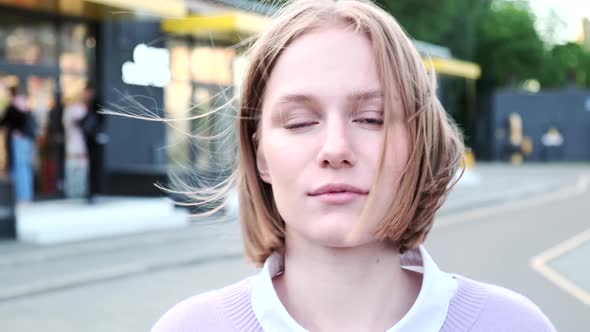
<box><xmin>356</xmin><ymin>118</ymin><xmax>383</xmax><ymax>124</ymax></box>
<box><xmin>284</xmin><ymin>121</ymin><xmax>318</xmax><ymax>130</ymax></box>
<box><xmin>354</xmin><ymin>117</ymin><xmax>384</xmax><ymax>127</ymax></box>
<box><xmin>353</xmin><ymin>109</ymin><xmax>384</xmax><ymax>128</ymax></box>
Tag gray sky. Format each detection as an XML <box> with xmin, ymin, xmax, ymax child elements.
<box><xmin>529</xmin><ymin>0</ymin><xmax>590</xmax><ymax>42</ymax></box>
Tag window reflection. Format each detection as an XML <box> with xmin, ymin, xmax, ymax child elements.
<box><xmin>60</xmin><ymin>23</ymin><xmax>88</xmax><ymax>74</ymax></box>
<box><xmin>0</xmin><ymin>15</ymin><xmax>57</xmax><ymax>66</ymax></box>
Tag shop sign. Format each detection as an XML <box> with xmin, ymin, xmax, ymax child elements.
<box><xmin>122</xmin><ymin>44</ymin><xmax>171</xmax><ymax>88</ymax></box>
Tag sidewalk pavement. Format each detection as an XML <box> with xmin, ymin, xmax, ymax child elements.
<box><xmin>0</xmin><ymin>163</ymin><xmax>587</xmax><ymax>301</ymax></box>
<box><xmin>17</xmin><ymin>197</ymin><xmax>188</xmax><ymax>245</ymax></box>
<box><xmin>0</xmin><ymin>216</ymin><xmax>243</xmax><ymax>301</ymax></box>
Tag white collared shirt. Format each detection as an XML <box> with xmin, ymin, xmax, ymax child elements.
<box><xmin>250</xmin><ymin>245</ymin><xmax>457</xmax><ymax>332</ymax></box>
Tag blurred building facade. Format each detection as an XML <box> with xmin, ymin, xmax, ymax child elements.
<box><xmin>0</xmin><ymin>0</ymin><xmax>266</xmax><ymax>199</ymax></box>
<box><xmin>488</xmin><ymin>89</ymin><xmax>590</xmax><ymax>162</ymax></box>
<box><xmin>0</xmin><ymin>1</ymin><xmax>101</xmax><ymax>198</ymax></box>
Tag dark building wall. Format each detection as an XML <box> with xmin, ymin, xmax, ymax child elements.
<box><xmin>491</xmin><ymin>88</ymin><xmax>590</xmax><ymax>161</ymax></box>
<box><xmin>474</xmin><ymin>92</ymin><xmax>494</xmax><ymax>160</ymax></box>
<box><xmin>97</xmin><ymin>20</ymin><xmax>167</xmax><ymax>195</ymax></box>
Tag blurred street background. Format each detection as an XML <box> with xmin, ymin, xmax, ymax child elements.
<box><xmin>0</xmin><ymin>0</ymin><xmax>588</xmax><ymax>331</ymax></box>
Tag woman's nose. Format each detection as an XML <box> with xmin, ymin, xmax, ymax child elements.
<box><xmin>316</xmin><ymin>120</ymin><xmax>357</xmax><ymax>169</ymax></box>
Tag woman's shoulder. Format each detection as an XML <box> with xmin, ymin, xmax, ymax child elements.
<box><xmin>448</xmin><ymin>274</ymin><xmax>556</xmax><ymax>331</ymax></box>
<box><xmin>150</xmin><ymin>277</ymin><xmax>258</xmax><ymax>332</ymax></box>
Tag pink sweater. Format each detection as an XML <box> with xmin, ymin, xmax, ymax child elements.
<box><xmin>151</xmin><ymin>274</ymin><xmax>556</xmax><ymax>331</ymax></box>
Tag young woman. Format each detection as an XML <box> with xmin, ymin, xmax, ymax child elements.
<box><xmin>152</xmin><ymin>0</ymin><xmax>555</xmax><ymax>331</ymax></box>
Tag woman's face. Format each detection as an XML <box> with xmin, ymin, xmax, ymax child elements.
<box><xmin>257</xmin><ymin>26</ymin><xmax>410</xmax><ymax>248</ymax></box>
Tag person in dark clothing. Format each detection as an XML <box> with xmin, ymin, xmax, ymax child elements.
<box><xmin>0</xmin><ymin>87</ymin><xmax>37</xmax><ymax>203</ymax></box>
<box><xmin>81</xmin><ymin>83</ymin><xmax>105</xmax><ymax>203</ymax></box>
<box><xmin>44</xmin><ymin>91</ymin><xmax>66</xmax><ymax>196</ymax></box>
<box><xmin>2</xmin><ymin>87</ymin><xmax>24</xmax><ymax>172</ymax></box>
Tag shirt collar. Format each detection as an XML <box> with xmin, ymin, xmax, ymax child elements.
<box><xmin>250</xmin><ymin>245</ymin><xmax>457</xmax><ymax>332</ymax></box>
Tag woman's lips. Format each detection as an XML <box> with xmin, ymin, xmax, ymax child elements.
<box><xmin>311</xmin><ymin>191</ymin><xmax>368</xmax><ymax>204</ymax></box>
<box><xmin>308</xmin><ymin>184</ymin><xmax>369</xmax><ymax>205</ymax></box>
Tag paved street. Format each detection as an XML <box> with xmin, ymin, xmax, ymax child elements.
<box><xmin>0</xmin><ymin>163</ymin><xmax>588</xmax><ymax>331</ymax></box>
<box><xmin>428</xmin><ymin>167</ymin><xmax>590</xmax><ymax>332</ymax></box>
<box><xmin>0</xmin><ymin>257</ymin><xmax>256</xmax><ymax>332</ymax></box>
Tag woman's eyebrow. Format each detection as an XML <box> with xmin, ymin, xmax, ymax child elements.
<box><xmin>271</xmin><ymin>94</ymin><xmax>318</xmax><ymax>123</ymax></box>
<box><xmin>274</xmin><ymin>94</ymin><xmax>318</xmax><ymax>109</ymax></box>
<box><xmin>348</xmin><ymin>89</ymin><xmax>383</xmax><ymax>102</ymax></box>
<box><xmin>276</xmin><ymin>90</ymin><xmax>383</xmax><ymax>106</ymax></box>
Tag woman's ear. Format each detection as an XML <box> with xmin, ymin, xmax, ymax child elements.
<box><xmin>254</xmin><ymin>132</ymin><xmax>271</xmax><ymax>184</ymax></box>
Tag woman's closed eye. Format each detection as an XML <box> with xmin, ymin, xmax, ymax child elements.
<box><xmin>284</xmin><ymin>120</ymin><xmax>319</xmax><ymax>130</ymax></box>
<box><xmin>353</xmin><ymin>111</ymin><xmax>384</xmax><ymax>128</ymax></box>
<box><xmin>354</xmin><ymin>117</ymin><xmax>384</xmax><ymax>125</ymax></box>
<box><xmin>282</xmin><ymin>110</ymin><xmax>319</xmax><ymax>131</ymax></box>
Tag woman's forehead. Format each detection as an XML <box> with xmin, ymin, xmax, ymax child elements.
<box><xmin>274</xmin><ymin>27</ymin><xmax>376</xmax><ymax>71</ymax></box>
<box><xmin>264</xmin><ymin>27</ymin><xmax>381</xmax><ymax>101</ymax></box>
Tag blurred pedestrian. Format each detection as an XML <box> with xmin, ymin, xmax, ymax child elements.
<box><xmin>0</xmin><ymin>87</ymin><xmax>37</xmax><ymax>204</ymax></box>
<box><xmin>507</xmin><ymin>112</ymin><xmax>524</xmax><ymax>164</ymax></box>
<box><xmin>79</xmin><ymin>82</ymin><xmax>106</xmax><ymax>204</ymax></box>
<box><xmin>63</xmin><ymin>92</ymin><xmax>88</xmax><ymax>198</ymax></box>
<box><xmin>541</xmin><ymin>126</ymin><xmax>564</xmax><ymax>161</ymax></box>
<box><xmin>45</xmin><ymin>90</ymin><xmax>66</xmax><ymax>196</ymax></box>
<box><xmin>0</xmin><ymin>86</ymin><xmax>17</xmax><ymax>174</ymax></box>
<box><xmin>152</xmin><ymin>1</ymin><xmax>556</xmax><ymax>332</ymax></box>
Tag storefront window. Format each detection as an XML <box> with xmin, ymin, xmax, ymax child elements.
<box><xmin>170</xmin><ymin>44</ymin><xmax>190</xmax><ymax>82</ymax></box>
<box><xmin>60</xmin><ymin>23</ymin><xmax>88</xmax><ymax>74</ymax></box>
<box><xmin>165</xmin><ymin>81</ymin><xmax>192</xmax><ymax>166</ymax></box>
<box><xmin>166</xmin><ymin>40</ymin><xmax>190</xmax><ymax>167</ymax></box>
<box><xmin>6</xmin><ymin>25</ymin><xmax>57</xmax><ymax>65</ymax></box>
<box><xmin>0</xmin><ymin>12</ymin><xmax>57</xmax><ymax>66</ymax></box>
<box><xmin>190</xmin><ymin>47</ymin><xmax>235</xmax><ymax>86</ymax></box>
<box><xmin>165</xmin><ymin>40</ymin><xmax>237</xmax><ymax>170</ymax></box>
<box><xmin>0</xmin><ymin>7</ymin><xmax>95</xmax><ymax>197</ymax></box>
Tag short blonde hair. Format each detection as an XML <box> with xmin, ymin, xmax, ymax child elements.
<box><xmin>238</xmin><ymin>0</ymin><xmax>464</xmax><ymax>266</ymax></box>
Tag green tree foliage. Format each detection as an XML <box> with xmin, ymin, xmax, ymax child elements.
<box><xmin>375</xmin><ymin>0</ymin><xmax>488</xmax><ymax>60</ymax></box>
<box><xmin>540</xmin><ymin>42</ymin><xmax>590</xmax><ymax>88</ymax></box>
<box><xmin>474</xmin><ymin>0</ymin><xmax>545</xmax><ymax>89</ymax></box>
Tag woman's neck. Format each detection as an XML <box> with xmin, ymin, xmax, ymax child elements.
<box><xmin>273</xmin><ymin>235</ymin><xmax>422</xmax><ymax>332</ymax></box>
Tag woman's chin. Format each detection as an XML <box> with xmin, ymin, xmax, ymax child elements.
<box><xmin>293</xmin><ymin>216</ymin><xmax>376</xmax><ymax>248</ymax></box>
